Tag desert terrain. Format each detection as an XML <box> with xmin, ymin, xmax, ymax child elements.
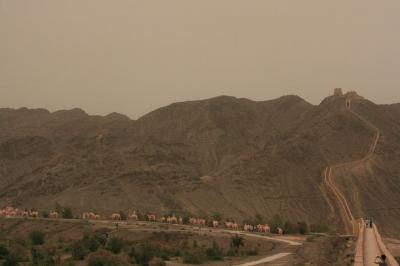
<box><xmin>1</xmin><ymin>90</ymin><xmax>400</xmax><ymax>265</ymax></box>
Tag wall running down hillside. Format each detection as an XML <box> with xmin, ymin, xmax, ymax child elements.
<box><xmin>0</xmin><ymin>93</ymin><xmax>399</xmax><ymax>237</ymax></box>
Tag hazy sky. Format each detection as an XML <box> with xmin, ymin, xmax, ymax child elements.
<box><xmin>1</xmin><ymin>1</ymin><xmax>400</xmax><ymax>118</ymax></box>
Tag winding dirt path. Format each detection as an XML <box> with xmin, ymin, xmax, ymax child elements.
<box><xmin>235</xmin><ymin>253</ymin><xmax>292</xmax><ymax>266</ymax></box>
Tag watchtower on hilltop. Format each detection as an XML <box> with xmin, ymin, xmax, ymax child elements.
<box><xmin>334</xmin><ymin>88</ymin><xmax>343</xmax><ymax>96</ymax></box>
<box><xmin>346</xmin><ymin>90</ymin><xmax>363</xmax><ymax>100</ymax></box>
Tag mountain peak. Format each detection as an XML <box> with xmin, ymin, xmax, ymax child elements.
<box><xmin>52</xmin><ymin>108</ymin><xmax>88</xmax><ymax>119</ymax></box>
<box><xmin>105</xmin><ymin>112</ymin><xmax>131</xmax><ymax>121</ymax></box>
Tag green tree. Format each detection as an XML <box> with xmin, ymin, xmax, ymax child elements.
<box><xmin>230</xmin><ymin>235</ymin><xmax>244</xmax><ymax>254</ymax></box>
<box><xmin>30</xmin><ymin>230</ymin><xmax>45</xmax><ymax>245</ymax></box>
<box><xmin>55</xmin><ymin>202</ymin><xmax>63</xmax><ymax>214</ymax></box>
<box><xmin>0</xmin><ymin>244</ymin><xmax>9</xmax><ymax>259</ymax></box>
<box><xmin>62</xmin><ymin>207</ymin><xmax>73</xmax><ymax>219</ymax></box>
<box><xmin>268</xmin><ymin>215</ymin><xmax>284</xmax><ymax>234</ymax></box>
<box><xmin>212</xmin><ymin>213</ymin><xmax>222</xmax><ymax>222</ymax></box>
<box><xmin>119</xmin><ymin>211</ymin><xmax>127</xmax><ymax>221</ymax></box>
<box><xmin>182</xmin><ymin>215</ymin><xmax>190</xmax><ymax>225</ymax></box>
<box><xmin>297</xmin><ymin>221</ymin><xmax>308</xmax><ymax>235</ymax></box>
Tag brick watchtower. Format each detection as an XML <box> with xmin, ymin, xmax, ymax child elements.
<box><xmin>334</xmin><ymin>88</ymin><xmax>343</xmax><ymax>96</ymax></box>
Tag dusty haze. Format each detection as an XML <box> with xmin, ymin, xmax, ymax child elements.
<box><xmin>1</xmin><ymin>0</ymin><xmax>400</xmax><ymax>118</ymax></box>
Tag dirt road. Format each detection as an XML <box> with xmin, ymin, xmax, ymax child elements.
<box><xmin>235</xmin><ymin>253</ymin><xmax>292</xmax><ymax>266</ymax></box>
<box><xmin>1</xmin><ymin>216</ymin><xmax>302</xmax><ymax>265</ymax></box>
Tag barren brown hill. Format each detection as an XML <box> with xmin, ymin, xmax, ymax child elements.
<box><xmin>0</xmin><ymin>93</ymin><xmax>399</xmax><ymax>237</ymax></box>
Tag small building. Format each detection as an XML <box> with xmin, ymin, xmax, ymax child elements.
<box><xmin>334</xmin><ymin>88</ymin><xmax>343</xmax><ymax>96</ymax></box>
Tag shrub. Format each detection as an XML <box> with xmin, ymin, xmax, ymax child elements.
<box><xmin>71</xmin><ymin>240</ymin><xmax>88</xmax><ymax>260</ymax></box>
<box><xmin>31</xmin><ymin>248</ymin><xmax>56</xmax><ymax>266</ymax></box>
<box><xmin>207</xmin><ymin>220</ymin><xmax>214</xmax><ymax>227</ymax></box>
<box><xmin>182</xmin><ymin>215</ymin><xmax>190</xmax><ymax>225</ymax></box>
<box><xmin>245</xmin><ymin>248</ymin><xmax>259</xmax><ymax>256</ymax></box>
<box><xmin>42</xmin><ymin>210</ymin><xmax>49</xmax><ymax>218</ymax></box>
<box><xmin>230</xmin><ymin>235</ymin><xmax>244</xmax><ymax>253</ymax></box>
<box><xmin>62</xmin><ymin>208</ymin><xmax>73</xmax><ymax>219</ymax></box>
<box><xmin>105</xmin><ymin>237</ymin><xmax>124</xmax><ymax>254</ymax></box>
<box><xmin>8</xmin><ymin>243</ymin><xmax>29</xmax><ymax>262</ymax></box>
<box><xmin>226</xmin><ymin>249</ymin><xmax>236</xmax><ymax>257</ymax></box>
<box><xmin>283</xmin><ymin>221</ymin><xmax>297</xmax><ymax>234</ymax></box>
<box><xmin>148</xmin><ymin>258</ymin><xmax>166</xmax><ymax>266</ymax></box>
<box><xmin>61</xmin><ymin>258</ymin><xmax>76</xmax><ymax>266</ymax></box>
<box><xmin>255</xmin><ymin>213</ymin><xmax>264</xmax><ymax>224</ymax></box>
<box><xmin>135</xmin><ymin>210</ymin><xmax>145</xmax><ymax>221</ymax></box>
<box><xmin>88</xmin><ymin>249</ymin><xmax>125</xmax><ymax>266</ymax></box>
<box><xmin>182</xmin><ymin>250</ymin><xmax>205</xmax><ymax>264</ymax></box>
<box><xmin>310</xmin><ymin>223</ymin><xmax>329</xmax><ymax>233</ymax></box>
<box><xmin>82</xmin><ymin>234</ymin><xmax>102</xmax><ymax>252</ymax></box>
<box><xmin>43</xmin><ymin>244</ymin><xmax>57</xmax><ymax>256</ymax></box>
<box><xmin>119</xmin><ymin>211</ymin><xmax>127</xmax><ymax>221</ymax></box>
<box><xmin>129</xmin><ymin>243</ymin><xmax>155</xmax><ymax>266</ymax></box>
<box><xmin>268</xmin><ymin>215</ymin><xmax>284</xmax><ymax>234</ymax></box>
<box><xmin>55</xmin><ymin>203</ymin><xmax>63</xmax><ymax>214</ymax></box>
<box><xmin>0</xmin><ymin>244</ymin><xmax>9</xmax><ymax>259</ymax></box>
<box><xmin>92</xmin><ymin>230</ymin><xmax>109</xmax><ymax>246</ymax></box>
<box><xmin>205</xmin><ymin>241</ymin><xmax>223</xmax><ymax>261</ymax></box>
<box><xmin>3</xmin><ymin>255</ymin><xmax>18</xmax><ymax>266</ymax></box>
<box><xmin>297</xmin><ymin>222</ymin><xmax>308</xmax><ymax>235</ymax></box>
<box><xmin>30</xmin><ymin>230</ymin><xmax>45</xmax><ymax>245</ymax></box>
<box><xmin>212</xmin><ymin>213</ymin><xmax>222</xmax><ymax>222</ymax></box>
<box><xmin>157</xmin><ymin>250</ymin><xmax>170</xmax><ymax>261</ymax></box>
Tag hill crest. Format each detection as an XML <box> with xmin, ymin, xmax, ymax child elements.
<box><xmin>1</xmin><ymin>91</ymin><xmax>399</xmax><ymax>237</ymax></box>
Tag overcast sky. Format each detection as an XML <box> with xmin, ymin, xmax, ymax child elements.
<box><xmin>1</xmin><ymin>1</ymin><xmax>400</xmax><ymax>118</ymax></box>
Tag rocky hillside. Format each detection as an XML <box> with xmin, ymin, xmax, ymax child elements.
<box><xmin>0</xmin><ymin>92</ymin><xmax>399</xmax><ymax>236</ymax></box>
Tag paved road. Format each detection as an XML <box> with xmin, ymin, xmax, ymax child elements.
<box><xmin>354</xmin><ymin>220</ymin><xmax>399</xmax><ymax>266</ymax></box>
<box><xmin>363</xmin><ymin>227</ymin><xmax>381</xmax><ymax>266</ymax></box>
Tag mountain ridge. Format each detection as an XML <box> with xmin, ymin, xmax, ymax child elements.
<box><xmin>0</xmin><ymin>92</ymin><xmax>399</xmax><ymax>237</ymax></box>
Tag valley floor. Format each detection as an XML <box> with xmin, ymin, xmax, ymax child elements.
<box><xmin>0</xmin><ymin>217</ymin><xmax>366</xmax><ymax>265</ymax></box>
